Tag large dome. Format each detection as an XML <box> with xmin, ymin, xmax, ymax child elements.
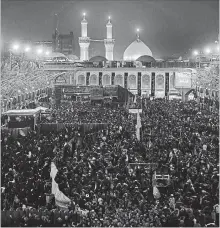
<box><xmin>123</xmin><ymin>39</ymin><xmax>153</xmax><ymax>61</ymax></box>
<box><xmin>136</xmin><ymin>55</ymin><xmax>156</xmax><ymax>62</ymax></box>
<box><xmin>89</xmin><ymin>56</ymin><xmax>107</xmax><ymax>62</ymax></box>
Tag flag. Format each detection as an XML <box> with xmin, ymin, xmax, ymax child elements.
<box><xmin>19</xmin><ymin>129</ymin><xmax>26</xmax><ymax>137</ymax></box>
<box><xmin>136</xmin><ymin>110</ymin><xmax>142</xmax><ymax>141</ymax></box>
<box><xmin>50</xmin><ymin>162</ymin><xmax>71</xmax><ymax>209</ymax></box>
<box><xmin>153</xmin><ymin>186</ymin><xmax>161</xmax><ymax>199</ymax></box>
<box><xmin>134</xmin><ymin>95</ymin><xmax>137</xmax><ymax>104</ymax></box>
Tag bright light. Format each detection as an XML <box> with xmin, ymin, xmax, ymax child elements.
<box><xmin>12</xmin><ymin>43</ymin><xmax>20</xmax><ymax>51</ymax></box>
<box><xmin>205</xmin><ymin>47</ymin><xmax>211</xmax><ymax>54</ymax></box>
<box><xmin>45</xmin><ymin>51</ymin><xmax>50</xmax><ymax>56</ymax></box>
<box><xmin>193</xmin><ymin>50</ymin><xmax>199</xmax><ymax>56</ymax></box>
<box><xmin>83</xmin><ymin>12</ymin><xmax>86</xmax><ymax>16</ymax></box>
<box><xmin>24</xmin><ymin>46</ymin><xmax>31</xmax><ymax>52</ymax></box>
<box><xmin>108</xmin><ymin>16</ymin><xmax>111</xmax><ymax>20</ymax></box>
<box><xmin>37</xmin><ymin>48</ymin><xmax>43</xmax><ymax>55</ymax></box>
<box><xmin>137</xmin><ymin>28</ymin><xmax>140</xmax><ymax>32</ymax></box>
<box><xmin>217</xmin><ymin>46</ymin><xmax>219</xmax><ymax>52</ymax></box>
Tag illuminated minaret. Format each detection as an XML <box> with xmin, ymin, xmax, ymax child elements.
<box><xmin>104</xmin><ymin>16</ymin><xmax>115</xmax><ymax>61</ymax></box>
<box><xmin>79</xmin><ymin>13</ymin><xmax>90</xmax><ymax>61</ymax></box>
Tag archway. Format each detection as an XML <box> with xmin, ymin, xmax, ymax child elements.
<box><xmin>115</xmin><ymin>75</ymin><xmax>123</xmax><ymax>86</ymax></box>
<box><xmin>128</xmin><ymin>75</ymin><xmax>137</xmax><ymax>89</ymax></box>
<box><xmin>142</xmin><ymin>74</ymin><xmax>150</xmax><ymax>89</ymax></box>
<box><xmin>78</xmin><ymin>75</ymin><xmax>85</xmax><ymax>85</ymax></box>
<box><xmin>185</xmin><ymin>88</ymin><xmax>196</xmax><ymax>101</ymax></box>
<box><xmin>103</xmin><ymin>74</ymin><xmax>111</xmax><ymax>85</ymax></box>
<box><xmin>90</xmin><ymin>74</ymin><xmax>98</xmax><ymax>85</ymax></box>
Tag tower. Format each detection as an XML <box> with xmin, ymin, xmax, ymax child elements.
<box><xmin>79</xmin><ymin>13</ymin><xmax>90</xmax><ymax>61</ymax></box>
<box><xmin>104</xmin><ymin>16</ymin><xmax>115</xmax><ymax>61</ymax></box>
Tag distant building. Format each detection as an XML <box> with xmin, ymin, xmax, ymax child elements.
<box><xmin>34</xmin><ymin>41</ymin><xmax>53</xmax><ymax>52</ymax></box>
<box><xmin>52</xmin><ymin>31</ymin><xmax>74</xmax><ymax>55</ymax></box>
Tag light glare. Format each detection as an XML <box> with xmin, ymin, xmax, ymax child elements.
<box><xmin>193</xmin><ymin>50</ymin><xmax>199</xmax><ymax>56</ymax></box>
<box><xmin>24</xmin><ymin>46</ymin><xmax>31</xmax><ymax>52</ymax></box>
<box><xmin>205</xmin><ymin>48</ymin><xmax>211</xmax><ymax>54</ymax></box>
<box><xmin>12</xmin><ymin>43</ymin><xmax>20</xmax><ymax>51</ymax></box>
<box><xmin>37</xmin><ymin>48</ymin><xmax>43</xmax><ymax>54</ymax></box>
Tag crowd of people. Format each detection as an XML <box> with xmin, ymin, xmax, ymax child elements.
<box><xmin>1</xmin><ymin>97</ymin><xmax>219</xmax><ymax>227</ymax></box>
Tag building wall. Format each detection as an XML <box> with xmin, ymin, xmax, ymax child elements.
<box><xmin>51</xmin><ymin>68</ymin><xmax>194</xmax><ymax>98</ymax></box>
<box><xmin>52</xmin><ymin>32</ymin><xmax>74</xmax><ymax>55</ymax></box>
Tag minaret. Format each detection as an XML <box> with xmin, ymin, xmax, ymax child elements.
<box><xmin>79</xmin><ymin>13</ymin><xmax>90</xmax><ymax>61</ymax></box>
<box><xmin>104</xmin><ymin>16</ymin><xmax>115</xmax><ymax>61</ymax></box>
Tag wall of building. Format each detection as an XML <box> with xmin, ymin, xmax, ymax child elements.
<box><xmin>52</xmin><ymin>68</ymin><xmax>195</xmax><ymax>97</ymax></box>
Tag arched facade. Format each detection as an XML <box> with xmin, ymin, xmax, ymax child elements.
<box><xmin>128</xmin><ymin>75</ymin><xmax>137</xmax><ymax>89</ymax></box>
<box><xmin>156</xmin><ymin>74</ymin><xmax>165</xmax><ymax>90</ymax></box>
<box><xmin>115</xmin><ymin>74</ymin><xmax>123</xmax><ymax>86</ymax></box>
<box><xmin>103</xmin><ymin>74</ymin><xmax>111</xmax><ymax>85</ymax></box>
<box><xmin>90</xmin><ymin>74</ymin><xmax>98</xmax><ymax>85</ymax></box>
<box><xmin>142</xmin><ymin>74</ymin><xmax>151</xmax><ymax>89</ymax></box>
<box><xmin>78</xmin><ymin>75</ymin><xmax>85</xmax><ymax>85</ymax></box>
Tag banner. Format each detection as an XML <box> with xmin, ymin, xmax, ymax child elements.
<box><xmin>90</xmin><ymin>87</ymin><xmax>104</xmax><ymax>100</ymax></box>
<box><xmin>175</xmin><ymin>72</ymin><xmax>192</xmax><ymax>88</ymax></box>
<box><xmin>136</xmin><ymin>110</ymin><xmax>141</xmax><ymax>141</ymax></box>
<box><xmin>50</xmin><ymin>162</ymin><xmax>71</xmax><ymax>209</ymax></box>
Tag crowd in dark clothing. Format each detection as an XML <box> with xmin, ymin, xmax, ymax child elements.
<box><xmin>1</xmin><ymin>98</ymin><xmax>219</xmax><ymax>227</ymax></box>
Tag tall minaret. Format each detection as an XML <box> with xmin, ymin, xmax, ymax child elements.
<box><xmin>79</xmin><ymin>13</ymin><xmax>90</xmax><ymax>61</ymax></box>
<box><xmin>104</xmin><ymin>16</ymin><xmax>115</xmax><ymax>61</ymax></box>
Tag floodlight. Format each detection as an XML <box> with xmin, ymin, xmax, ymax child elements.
<box><xmin>12</xmin><ymin>43</ymin><xmax>20</xmax><ymax>51</ymax></box>
<box><xmin>24</xmin><ymin>46</ymin><xmax>31</xmax><ymax>52</ymax></box>
<box><xmin>37</xmin><ymin>48</ymin><xmax>43</xmax><ymax>54</ymax></box>
<box><xmin>205</xmin><ymin>48</ymin><xmax>211</xmax><ymax>54</ymax></box>
<box><xmin>193</xmin><ymin>50</ymin><xmax>199</xmax><ymax>56</ymax></box>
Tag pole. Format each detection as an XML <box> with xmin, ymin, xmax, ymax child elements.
<box><xmin>10</xmin><ymin>50</ymin><xmax>12</xmax><ymax>70</ymax></box>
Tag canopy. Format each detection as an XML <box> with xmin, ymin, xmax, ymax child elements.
<box><xmin>35</xmin><ymin>106</ymin><xmax>50</xmax><ymax>112</ymax></box>
<box><xmin>4</xmin><ymin>108</ymin><xmax>41</xmax><ymax>116</ymax></box>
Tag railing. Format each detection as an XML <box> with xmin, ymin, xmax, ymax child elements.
<box><xmin>43</xmin><ymin>61</ymin><xmax>199</xmax><ymax>70</ymax></box>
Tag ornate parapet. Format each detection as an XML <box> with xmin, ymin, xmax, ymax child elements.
<box><xmin>104</xmin><ymin>39</ymin><xmax>115</xmax><ymax>46</ymax></box>
<box><xmin>79</xmin><ymin>37</ymin><xmax>91</xmax><ymax>44</ymax></box>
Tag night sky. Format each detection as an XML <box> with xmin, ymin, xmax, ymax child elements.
<box><xmin>1</xmin><ymin>0</ymin><xmax>219</xmax><ymax>60</ymax></box>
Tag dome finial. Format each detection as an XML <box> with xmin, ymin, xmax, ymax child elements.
<box><xmin>136</xmin><ymin>28</ymin><xmax>140</xmax><ymax>41</ymax></box>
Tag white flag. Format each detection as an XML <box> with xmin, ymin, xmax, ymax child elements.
<box><xmin>153</xmin><ymin>186</ymin><xmax>161</xmax><ymax>199</ymax></box>
<box><xmin>50</xmin><ymin>162</ymin><xmax>71</xmax><ymax>209</ymax></box>
<box><xmin>136</xmin><ymin>110</ymin><xmax>141</xmax><ymax>141</ymax></box>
